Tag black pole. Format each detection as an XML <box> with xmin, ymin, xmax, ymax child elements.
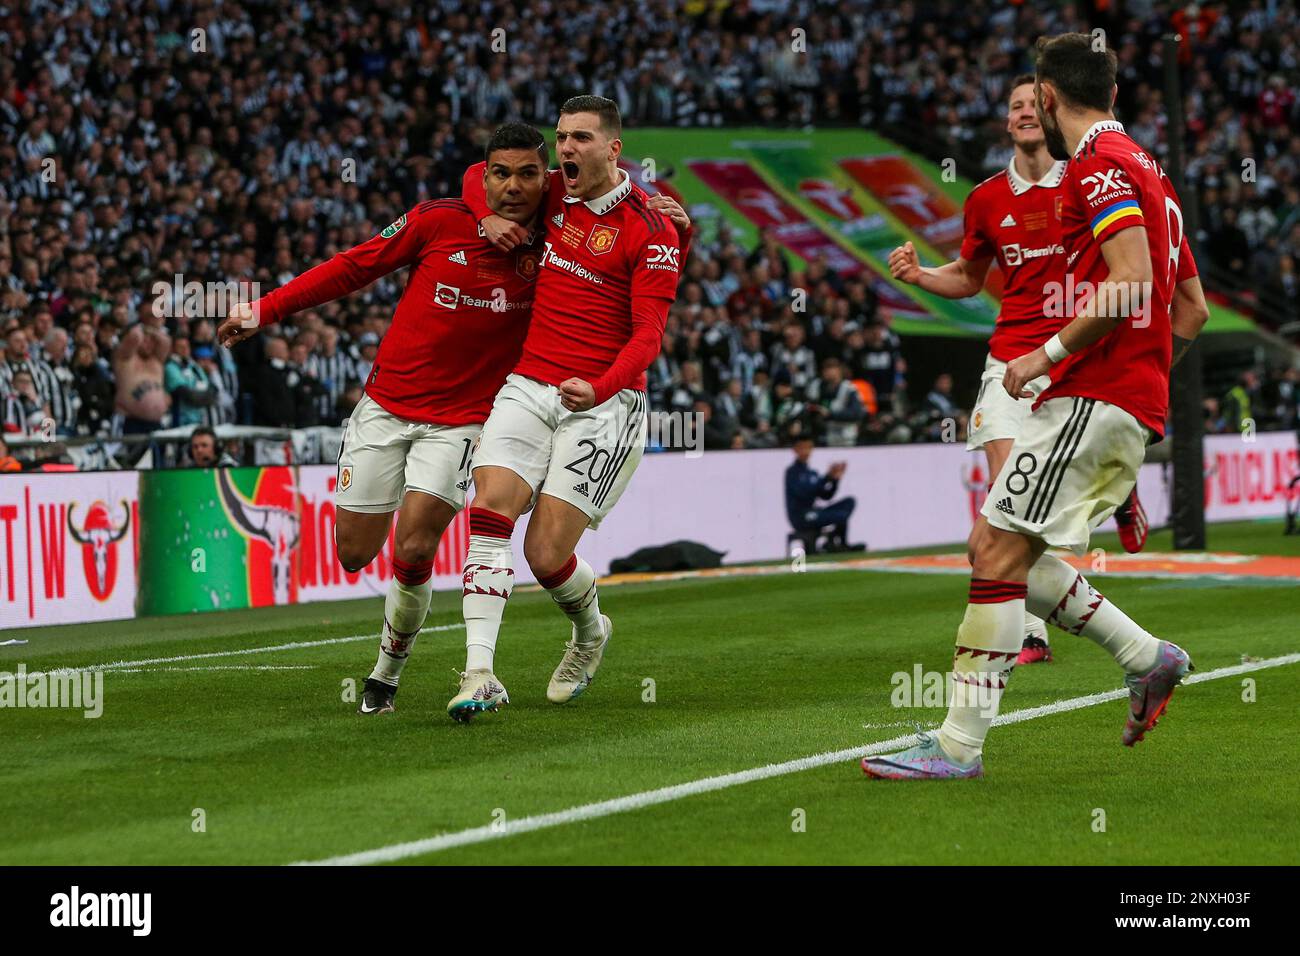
<box><xmin>1163</xmin><ymin>33</ymin><xmax>1206</xmax><ymax>550</ymax></box>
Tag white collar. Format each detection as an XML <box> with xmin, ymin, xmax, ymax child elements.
<box><xmin>563</xmin><ymin>168</ymin><xmax>632</xmax><ymax>214</ymax></box>
<box><xmin>1007</xmin><ymin>155</ymin><xmax>1067</xmax><ymax>195</ymax></box>
<box><xmin>1073</xmin><ymin>119</ymin><xmax>1126</xmax><ymax>158</ymax></box>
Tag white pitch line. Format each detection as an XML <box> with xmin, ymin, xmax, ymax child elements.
<box><xmin>110</xmin><ymin>664</ymin><xmax>320</xmax><ymax>674</ymax></box>
<box><xmin>37</xmin><ymin>622</ymin><xmax>465</xmax><ymax>677</ymax></box>
<box><xmin>293</xmin><ymin>651</ymin><xmax>1300</xmax><ymax>867</ymax></box>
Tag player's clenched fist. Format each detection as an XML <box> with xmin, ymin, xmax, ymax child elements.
<box><xmin>888</xmin><ymin>241</ymin><xmax>923</xmax><ymax>284</ymax></box>
<box><xmin>559</xmin><ymin>377</ymin><xmax>596</xmax><ymax>412</ymax></box>
<box><xmin>218</xmin><ymin>301</ymin><xmax>261</xmax><ymax>348</ymax></box>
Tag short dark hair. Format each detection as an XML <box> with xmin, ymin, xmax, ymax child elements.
<box><xmin>1035</xmin><ymin>33</ymin><xmax>1118</xmax><ymax>113</ymax></box>
<box><xmin>485</xmin><ymin>123</ymin><xmax>548</xmax><ymax>165</ymax></box>
<box><xmin>560</xmin><ymin>95</ymin><xmax>622</xmax><ymax>137</ymax></box>
<box><xmin>191</xmin><ymin>425</ymin><xmax>216</xmax><ymax>444</ymax></box>
<box><xmin>1010</xmin><ymin>73</ymin><xmax>1036</xmax><ymax>94</ymax></box>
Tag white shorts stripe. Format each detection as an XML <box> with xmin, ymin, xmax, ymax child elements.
<box><xmin>594</xmin><ymin>392</ymin><xmax>645</xmax><ymax>508</ymax></box>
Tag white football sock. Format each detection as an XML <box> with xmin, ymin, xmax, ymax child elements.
<box><xmin>1024</xmin><ymin>611</ymin><xmax>1049</xmax><ymax>643</ymax></box>
<box><xmin>538</xmin><ymin>554</ymin><xmax>603</xmax><ymax>645</ymax></box>
<box><xmin>938</xmin><ymin>579</ymin><xmax>1025</xmax><ymax>764</ymax></box>
<box><xmin>1028</xmin><ymin>554</ymin><xmax>1159</xmax><ymax>673</ymax></box>
<box><xmin>370</xmin><ymin>559</ymin><xmax>432</xmax><ymax>686</ymax></box>
<box><xmin>462</xmin><ymin>508</ymin><xmax>516</xmax><ymax>673</ymax></box>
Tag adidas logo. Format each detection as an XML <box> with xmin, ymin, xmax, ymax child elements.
<box><xmin>1000</xmin><ymin>214</ymin><xmax>1017</xmax><ymax>227</ymax></box>
<box><xmin>572</xmin><ymin>481</ymin><xmax>589</xmax><ymax>497</ymax></box>
<box><xmin>552</xmin><ymin>213</ymin><xmax>564</xmax><ymax>227</ymax></box>
<box><xmin>995</xmin><ymin>497</ymin><xmax>1015</xmax><ymax>515</ymax></box>
<box><xmin>455</xmin><ymin>479</ymin><xmax>470</xmax><ymax>491</ymax></box>
<box><xmin>449</xmin><ymin>250</ymin><xmax>468</xmax><ymax>265</ymax></box>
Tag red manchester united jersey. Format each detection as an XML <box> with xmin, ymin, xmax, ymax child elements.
<box><xmin>1038</xmin><ymin>121</ymin><xmax>1198</xmax><ymax>437</ymax></box>
<box><xmin>256</xmin><ymin>198</ymin><xmax>541</xmax><ymax>426</ymax></box>
<box><xmin>463</xmin><ymin>164</ymin><xmax>682</xmax><ymax>398</ymax></box>
<box><xmin>961</xmin><ymin>157</ymin><xmax>1069</xmax><ymax>362</ymax></box>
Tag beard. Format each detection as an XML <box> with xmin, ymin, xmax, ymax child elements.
<box><xmin>1037</xmin><ymin>102</ymin><xmax>1071</xmax><ymax>161</ymax></box>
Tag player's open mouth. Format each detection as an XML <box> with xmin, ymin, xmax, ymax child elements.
<box><xmin>562</xmin><ymin>161</ymin><xmax>580</xmax><ymax>188</ymax></box>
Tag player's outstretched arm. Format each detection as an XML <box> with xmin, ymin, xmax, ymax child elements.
<box><xmin>888</xmin><ymin>241</ymin><xmax>990</xmax><ymax>299</ymax></box>
<box><xmin>218</xmin><ymin>207</ymin><xmax>434</xmax><ymax>348</ymax></box>
<box><xmin>1171</xmin><ymin>275</ymin><xmax>1210</xmax><ymax>367</ymax></box>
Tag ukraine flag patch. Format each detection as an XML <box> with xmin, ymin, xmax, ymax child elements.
<box><xmin>1090</xmin><ymin>200</ymin><xmax>1143</xmax><ymax>238</ymax></box>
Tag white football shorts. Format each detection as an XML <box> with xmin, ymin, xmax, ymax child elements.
<box><xmin>982</xmin><ymin>395</ymin><xmax>1148</xmax><ymax>555</ymax></box>
<box><xmin>473</xmin><ymin>373</ymin><xmax>647</xmax><ymax>530</ymax></box>
<box><xmin>335</xmin><ymin>392</ymin><xmax>479</xmax><ymax>513</ymax></box>
<box><xmin>966</xmin><ymin>352</ymin><xmax>1051</xmax><ymax>451</ymax></box>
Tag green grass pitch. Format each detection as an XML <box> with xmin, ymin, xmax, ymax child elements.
<box><xmin>2</xmin><ymin>520</ymin><xmax>1297</xmax><ymax>865</ymax></box>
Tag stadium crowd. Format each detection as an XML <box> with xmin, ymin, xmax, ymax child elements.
<box><xmin>2</xmin><ymin>0</ymin><xmax>1299</xmax><ymax>466</ymax></box>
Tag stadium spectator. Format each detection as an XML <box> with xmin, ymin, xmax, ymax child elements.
<box><xmin>253</xmin><ymin>337</ymin><xmax>298</xmax><ymax>429</ymax></box>
<box><xmin>919</xmin><ymin>373</ymin><xmax>967</xmax><ymax>443</ymax></box>
<box><xmin>71</xmin><ymin>343</ymin><xmax>115</xmax><ymax>436</ymax></box>
<box><xmin>113</xmin><ymin>326</ymin><xmax>171</xmax><ymax>435</ymax></box>
<box><xmin>165</xmin><ymin>337</ymin><xmax>217</xmax><ymax>428</ymax></box>
<box><xmin>288</xmin><ymin>339</ymin><xmax>329</xmax><ymax>428</ymax></box>
<box><xmin>193</xmin><ymin>343</ymin><xmax>238</xmax><ymax>427</ymax></box>
<box><xmin>770</xmin><ymin>323</ymin><xmax>817</xmax><ymax>392</ymax></box>
<box><xmin>0</xmin><ymin>326</ymin><xmax>30</xmax><ymax>396</ymax></box>
<box><xmin>806</xmin><ymin>357</ymin><xmax>865</xmax><ymax>447</ymax></box>
<box><xmin>10</xmin><ymin>369</ymin><xmax>49</xmax><ymax>435</ymax></box>
<box><xmin>855</xmin><ymin>323</ymin><xmax>904</xmax><ymax>412</ymax></box>
<box><xmin>1222</xmin><ymin>370</ymin><xmax>1261</xmax><ymax>433</ymax></box>
<box><xmin>695</xmin><ymin>397</ymin><xmax>735</xmax><ymax>451</ymax></box>
<box><xmin>307</xmin><ymin>325</ymin><xmax>354</xmax><ymax>426</ymax></box>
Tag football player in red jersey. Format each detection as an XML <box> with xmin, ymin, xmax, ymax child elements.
<box><xmin>866</xmin><ymin>34</ymin><xmax>1211</xmax><ymax>780</ymax></box>
<box><xmin>450</xmin><ymin>95</ymin><xmax>692</xmax><ymax>721</ymax></box>
<box><xmin>216</xmin><ymin>124</ymin><xmax>551</xmax><ymax>717</ymax></box>
<box><xmin>889</xmin><ymin>73</ymin><xmax>1066</xmax><ymax>664</ymax></box>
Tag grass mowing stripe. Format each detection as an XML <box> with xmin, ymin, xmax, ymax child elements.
<box><xmin>293</xmin><ymin>651</ymin><xmax>1300</xmax><ymax>866</ymax></box>
<box><xmin>36</xmin><ymin>623</ymin><xmax>465</xmax><ymax>677</ymax></box>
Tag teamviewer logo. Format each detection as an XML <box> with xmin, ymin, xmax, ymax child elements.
<box><xmin>434</xmin><ymin>282</ymin><xmax>460</xmax><ymax>309</ymax></box>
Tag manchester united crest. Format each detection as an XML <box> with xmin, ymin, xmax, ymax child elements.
<box><xmin>516</xmin><ymin>250</ymin><xmax>539</xmax><ymax>279</ymax></box>
<box><xmin>586</xmin><ymin>224</ymin><xmax>619</xmax><ymax>256</ymax></box>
